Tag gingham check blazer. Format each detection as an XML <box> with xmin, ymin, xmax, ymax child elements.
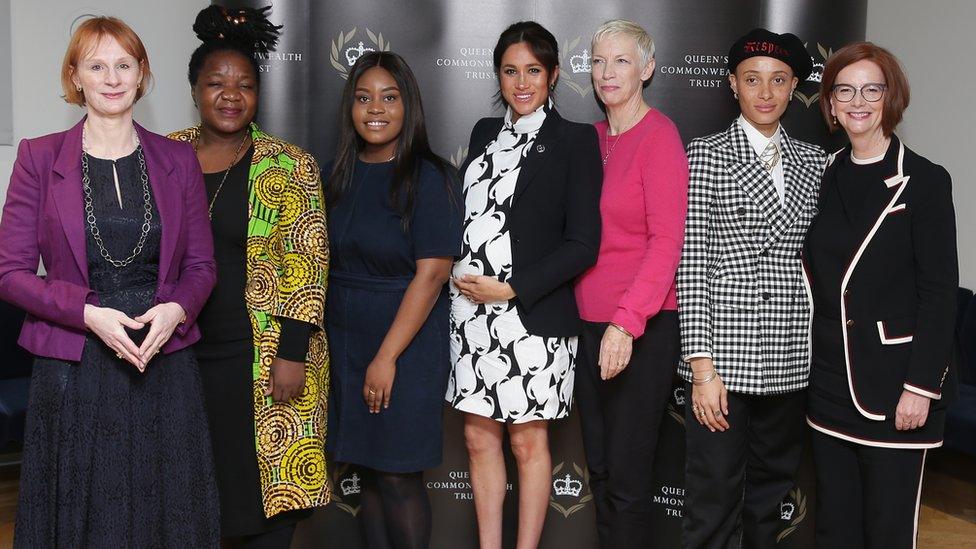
<box><xmin>677</xmin><ymin>120</ymin><xmax>826</xmax><ymax>395</ymax></box>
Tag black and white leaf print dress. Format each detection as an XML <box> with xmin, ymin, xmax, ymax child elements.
<box><xmin>446</xmin><ymin>105</ymin><xmax>577</xmax><ymax>423</ymax></box>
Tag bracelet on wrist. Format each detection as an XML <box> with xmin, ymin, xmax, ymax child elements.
<box><xmin>608</xmin><ymin>322</ymin><xmax>634</xmax><ymax>339</ymax></box>
<box><xmin>692</xmin><ymin>368</ymin><xmax>718</xmax><ymax>385</ymax></box>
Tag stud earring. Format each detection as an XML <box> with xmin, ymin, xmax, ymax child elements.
<box><xmin>832</xmin><ymin>116</ymin><xmax>838</xmax><ymax>125</ymax></box>
<box><xmin>76</xmin><ymin>86</ymin><xmax>82</xmax><ymax>92</ymax></box>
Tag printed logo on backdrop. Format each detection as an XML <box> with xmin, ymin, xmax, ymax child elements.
<box><xmin>667</xmin><ymin>385</ymin><xmax>686</xmax><ymax>426</ymax></box>
<box><xmin>653</xmin><ymin>484</ymin><xmax>685</xmax><ymax>518</ymax></box>
<box><xmin>330</xmin><ymin>27</ymin><xmax>391</xmax><ymax>79</ymax></box>
<box><xmin>549</xmin><ymin>461</ymin><xmax>593</xmax><ymax>518</ymax></box>
<box><xmin>558</xmin><ymin>37</ymin><xmax>594</xmax><ymax>98</ymax></box>
<box><xmin>427</xmin><ymin>469</ymin><xmax>513</xmax><ymax>500</ymax></box>
<box><xmin>330</xmin><ymin>463</ymin><xmax>362</xmax><ymax>516</ymax></box>
<box><xmin>434</xmin><ymin>46</ymin><xmax>496</xmax><ymax>81</ymax></box>
<box><xmin>793</xmin><ymin>43</ymin><xmax>832</xmax><ymax>108</ymax></box>
<box><xmin>776</xmin><ymin>487</ymin><xmax>808</xmax><ymax>542</ymax></box>
<box><xmin>657</xmin><ymin>53</ymin><xmax>729</xmax><ymax>89</ymax></box>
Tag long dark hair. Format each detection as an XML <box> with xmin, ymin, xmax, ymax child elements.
<box><xmin>187</xmin><ymin>4</ymin><xmax>281</xmax><ymax>86</ymax></box>
<box><xmin>328</xmin><ymin>51</ymin><xmax>455</xmax><ymax>229</ymax></box>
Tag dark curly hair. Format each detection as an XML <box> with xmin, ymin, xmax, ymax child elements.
<box><xmin>187</xmin><ymin>4</ymin><xmax>282</xmax><ymax>86</ymax></box>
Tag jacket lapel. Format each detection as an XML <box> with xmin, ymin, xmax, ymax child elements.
<box><xmin>725</xmin><ymin>122</ymin><xmax>780</xmax><ymax>227</ymax></box>
<box><xmin>767</xmin><ymin>130</ymin><xmax>821</xmax><ymax>248</ymax></box>
<box><xmin>135</xmin><ymin>122</ymin><xmax>180</xmax><ymax>280</ymax></box>
<box><xmin>511</xmin><ymin>108</ymin><xmax>560</xmax><ymax>205</ymax></box>
<box><xmin>51</xmin><ymin>118</ymin><xmax>89</xmax><ymax>282</ymax></box>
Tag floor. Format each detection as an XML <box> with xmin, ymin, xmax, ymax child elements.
<box><xmin>0</xmin><ymin>449</ymin><xmax>972</xmax><ymax>547</ymax></box>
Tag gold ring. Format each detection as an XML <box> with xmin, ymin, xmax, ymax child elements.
<box><xmin>368</xmin><ymin>388</ymin><xmax>376</xmax><ymax>395</ymax></box>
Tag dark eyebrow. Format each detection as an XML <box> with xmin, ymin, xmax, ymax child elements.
<box><xmin>381</xmin><ymin>86</ymin><xmax>399</xmax><ymax>92</ymax></box>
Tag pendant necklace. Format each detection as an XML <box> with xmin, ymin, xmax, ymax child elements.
<box><xmin>195</xmin><ymin>130</ymin><xmax>249</xmax><ymax>220</ymax></box>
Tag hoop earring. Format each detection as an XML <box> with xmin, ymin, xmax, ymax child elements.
<box><xmin>832</xmin><ymin>116</ymin><xmax>838</xmax><ymax>125</ymax></box>
<box><xmin>790</xmin><ymin>90</ymin><xmax>795</xmax><ymax>100</ymax></box>
<box><xmin>733</xmin><ymin>91</ymin><xmax>738</xmax><ymax>100</ymax></box>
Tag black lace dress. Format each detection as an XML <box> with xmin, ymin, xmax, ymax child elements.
<box><xmin>14</xmin><ymin>149</ymin><xmax>219</xmax><ymax>548</ymax></box>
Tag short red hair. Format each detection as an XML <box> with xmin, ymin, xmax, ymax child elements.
<box><xmin>61</xmin><ymin>17</ymin><xmax>153</xmax><ymax>106</ymax></box>
<box><xmin>819</xmin><ymin>41</ymin><xmax>909</xmax><ymax>136</ymax></box>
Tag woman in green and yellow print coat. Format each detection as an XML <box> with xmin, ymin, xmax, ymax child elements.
<box><xmin>169</xmin><ymin>6</ymin><xmax>328</xmax><ymax>547</ymax></box>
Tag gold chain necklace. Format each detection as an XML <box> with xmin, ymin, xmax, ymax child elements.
<box><xmin>195</xmin><ymin>131</ymin><xmax>249</xmax><ymax>220</ymax></box>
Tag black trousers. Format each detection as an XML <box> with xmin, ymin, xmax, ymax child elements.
<box><xmin>811</xmin><ymin>429</ymin><xmax>927</xmax><ymax>549</ymax></box>
<box><xmin>576</xmin><ymin>313</ymin><xmax>679</xmax><ymax>548</ymax></box>
<box><xmin>682</xmin><ymin>388</ymin><xmax>806</xmax><ymax>549</ymax></box>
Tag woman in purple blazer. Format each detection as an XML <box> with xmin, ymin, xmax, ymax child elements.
<box><xmin>0</xmin><ymin>17</ymin><xmax>219</xmax><ymax>547</ymax></box>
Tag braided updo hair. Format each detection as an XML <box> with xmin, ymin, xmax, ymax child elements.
<box><xmin>187</xmin><ymin>4</ymin><xmax>282</xmax><ymax>86</ymax></box>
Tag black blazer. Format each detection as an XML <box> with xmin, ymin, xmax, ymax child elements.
<box><xmin>806</xmin><ymin>137</ymin><xmax>957</xmax><ymax>434</ymax></box>
<box><xmin>460</xmin><ymin>109</ymin><xmax>602</xmax><ymax>337</ymax></box>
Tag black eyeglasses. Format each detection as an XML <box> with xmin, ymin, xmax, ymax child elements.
<box><xmin>831</xmin><ymin>83</ymin><xmax>887</xmax><ymax>103</ymax></box>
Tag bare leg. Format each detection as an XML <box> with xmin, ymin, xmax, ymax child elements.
<box><xmin>508</xmin><ymin>420</ymin><xmax>551</xmax><ymax>549</ymax></box>
<box><xmin>463</xmin><ymin>413</ymin><xmax>507</xmax><ymax>549</ymax></box>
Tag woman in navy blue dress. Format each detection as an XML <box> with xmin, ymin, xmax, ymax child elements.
<box><xmin>325</xmin><ymin>51</ymin><xmax>460</xmax><ymax>549</ymax></box>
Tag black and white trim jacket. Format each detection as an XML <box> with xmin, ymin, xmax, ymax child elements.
<box><xmin>806</xmin><ymin>138</ymin><xmax>958</xmax><ymax>448</ymax></box>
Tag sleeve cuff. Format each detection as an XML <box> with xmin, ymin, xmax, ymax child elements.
<box><xmin>683</xmin><ymin>351</ymin><xmax>712</xmax><ymax>362</ymax></box>
<box><xmin>276</xmin><ymin>317</ymin><xmax>314</xmax><ymax>362</ymax></box>
<box><xmin>610</xmin><ymin>308</ymin><xmax>647</xmax><ymax>339</ymax></box>
<box><xmin>903</xmin><ymin>382</ymin><xmax>941</xmax><ymax>400</ymax></box>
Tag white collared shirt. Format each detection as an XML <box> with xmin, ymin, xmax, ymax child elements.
<box><xmin>738</xmin><ymin>114</ymin><xmax>785</xmax><ymax>205</ymax></box>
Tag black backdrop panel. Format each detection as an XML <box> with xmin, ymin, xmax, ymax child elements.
<box><xmin>215</xmin><ymin>1</ymin><xmax>866</xmax><ymax>547</ymax></box>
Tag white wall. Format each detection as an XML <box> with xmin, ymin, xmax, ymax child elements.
<box><xmin>1</xmin><ymin>0</ymin><xmax>973</xmax><ymax>286</ymax></box>
<box><xmin>867</xmin><ymin>0</ymin><xmax>976</xmax><ymax>287</ymax></box>
<box><xmin>0</xmin><ymin>0</ymin><xmax>206</xmax><ymax>198</ymax></box>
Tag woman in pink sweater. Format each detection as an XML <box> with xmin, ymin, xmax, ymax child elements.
<box><xmin>573</xmin><ymin>19</ymin><xmax>689</xmax><ymax>548</ymax></box>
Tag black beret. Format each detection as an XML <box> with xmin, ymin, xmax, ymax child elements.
<box><xmin>727</xmin><ymin>28</ymin><xmax>813</xmax><ymax>81</ymax></box>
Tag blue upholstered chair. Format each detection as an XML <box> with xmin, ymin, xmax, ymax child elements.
<box><xmin>945</xmin><ymin>287</ymin><xmax>976</xmax><ymax>456</ymax></box>
<box><xmin>0</xmin><ymin>299</ymin><xmax>31</xmax><ymax>446</ymax></box>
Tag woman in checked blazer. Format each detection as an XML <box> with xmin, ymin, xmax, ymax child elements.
<box><xmin>676</xmin><ymin>29</ymin><xmax>825</xmax><ymax>548</ymax></box>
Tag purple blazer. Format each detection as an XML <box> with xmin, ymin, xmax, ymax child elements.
<box><xmin>0</xmin><ymin>118</ymin><xmax>216</xmax><ymax>362</ymax></box>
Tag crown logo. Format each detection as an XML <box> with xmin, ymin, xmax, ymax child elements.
<box><xmin>570</xmin><ymin>49</ymin><xmax>591</xmax><ymax>73</ymax></box>
<box><xmin>340</xmin><ymin>472</ymin><xmax>362</xmax><ymax>496</ymax></box>
<box><xmin>553</xmin><ymin>474</ymin><xmax>583</xmax><ymax>497</ymax></box>
<box><xmin>673</xmin><ymin>387</ymin><xmax>686</xmax><ymax>406</ymax></box>
<box><xmin>780</xmin><ymin>501</ymin><xmax>796</xmax><ymax>520</ymax></box>
<box><xmin>806</xmin><ymin>61</ymin><xmax>825</xmax><ymax>83</ymax></box>
<box><xmin>345</xmin><ymin>41</ymin><xmax>375</xmax><ymax>66</ymax></box>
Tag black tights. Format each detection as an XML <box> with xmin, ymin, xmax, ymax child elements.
<box><xmin>360</xmin><ymin>469</ymin><xmax>431</xmax><ymax>549</ymax></box>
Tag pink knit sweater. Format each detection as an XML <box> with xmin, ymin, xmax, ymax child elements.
<box><xmin>574</xmin><ymin>109</ymin><xmax>689</xmax><ymax>338</ymax></box>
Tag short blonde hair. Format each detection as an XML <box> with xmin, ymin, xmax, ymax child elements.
<box><xmin>591</xmin><ymin>19</ymin><xmax>655</xmax><ymax>68</ymax></box>
<box><xmin>61</xmin><ymin>16</ymin><xmax>152</xmax><ymax>106</ymax></box>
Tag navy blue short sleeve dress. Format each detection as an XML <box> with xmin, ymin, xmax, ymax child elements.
<box><xmin>325</xmin><ymin>159</ymin><xmax>461</xmax><ymax>473</ymax></box>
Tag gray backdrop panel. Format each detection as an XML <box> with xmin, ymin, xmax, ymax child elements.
<box><xmin>0</xmin><ymin>0</ymin><xmax>12</xmax><ymax>145</ymax></box>
<box><xmin>217</xmin><ymin>1</ymin><xmax>866</xmax><ymax>546</ymax></box>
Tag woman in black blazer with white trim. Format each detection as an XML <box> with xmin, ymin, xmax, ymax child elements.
<box><xmin>445</xmin><ymin>21</ymin><xmax>601</xmax><ymax>548</ymax></box>
<box><xmin>804</xmin><ymin>42</ymin><xmax>957</xmax><ymax>549</ymax></box>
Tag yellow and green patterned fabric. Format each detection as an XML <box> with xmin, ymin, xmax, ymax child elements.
<box><xmin>169</xmin><ymin>124</ymin><xmax>331</xmax><ymax>517</ymax></box>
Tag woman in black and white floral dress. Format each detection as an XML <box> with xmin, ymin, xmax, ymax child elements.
<box><xmin>446</xmin><ymin>21</ymin><xmax>602</xmax><ymax>549</ymax></box>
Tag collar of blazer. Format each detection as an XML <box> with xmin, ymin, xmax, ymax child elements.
<box><xmin>51</xmin><ymin>116</ymin><xmax>180</xmax><ymax>283</ymax></box>
<box><xmin>463</xmin><ymin>107</ymin><xmax>563</xmax><ymax>205</ymax></box>
<box><xmin>722</xmin><ymin>119</ymin><xmax>821</xmax><ymax>249</ymax></box>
